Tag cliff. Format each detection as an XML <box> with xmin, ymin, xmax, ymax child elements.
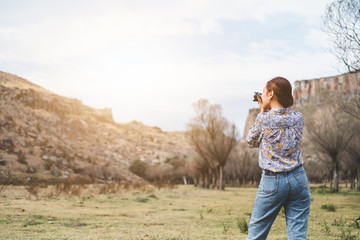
<box><xmin>293</xmin><ymin>71</ymin><xmax>360</xmax><ymax>106</ymax></box>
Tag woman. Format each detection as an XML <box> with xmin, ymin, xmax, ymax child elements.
<box><xmin>245</xmin><ymin>77</ymin><xmax>311</xmax><ymax>240</ymax></box>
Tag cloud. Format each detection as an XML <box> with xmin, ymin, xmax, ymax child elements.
<box><xmin>0</xmin><ymin>0</ymin><xmax>338</xmax><ymax>132</ymax></box>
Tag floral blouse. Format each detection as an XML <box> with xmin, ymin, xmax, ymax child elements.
<box><xmin>246</xmin><ymin>108</ymin><xmax>304</xmax><ymax>172</ymax></box>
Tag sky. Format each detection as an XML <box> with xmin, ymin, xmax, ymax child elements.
<box><xmin>0</xmin><ymin>0</ymin><xmax>340</xmax><ymax>135</ymax></box>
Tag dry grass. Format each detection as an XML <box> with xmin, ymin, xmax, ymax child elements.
<box><xmin>0</xmin><ymin>181</ymin><xmax>157</xmax><ymax>200</ymax></box>
<box><xmin>0</xmin><ymin>184</ymin><xmax>359</xmax><ymax>239</ymax></box>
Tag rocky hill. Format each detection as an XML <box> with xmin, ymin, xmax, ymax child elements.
<box><xmin>0</xmin><ymin>71</ymin><xmax>193</xmax><ymax>184</ymax></box>
<box><xmin>293</xmin><ymin>71</ymin><xmax>360</xmax><ymax>107</ymax></box>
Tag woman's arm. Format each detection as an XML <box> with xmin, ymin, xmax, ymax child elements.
<box><xmin>295</xmin><ymin>112</ymin><xmax>304</xmax><ymax>140</ymax></box>
<box><xmin>246</xmin><ymin>113</ymin><xmax>266</xmax><ymax>147</ymax></box>
<box><xmin>246</xmin><ymin>95</ymin><xmax>268</xmax><ymax>147</ymax></box>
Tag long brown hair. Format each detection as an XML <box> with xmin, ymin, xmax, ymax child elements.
<box><xmin>266</xmin><ymin>77</ymin><xmax>293</xmax><ymax>108</ymax></box>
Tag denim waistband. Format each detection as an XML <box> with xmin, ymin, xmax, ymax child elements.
<box><xmin>263</xmin><ymin>164</ymin><xmax>303</xmax><ymax>176</ymax></box>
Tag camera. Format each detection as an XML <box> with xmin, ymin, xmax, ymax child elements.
<box><xmin>253</xmin><ymin>92</ymin><xmax>262</xmax><ymax>102</ymax></box>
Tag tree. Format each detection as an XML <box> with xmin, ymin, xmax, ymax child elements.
<box><xmin>164</xmin><ymin>156</ymin><xmax>192</xmax><ymax>184</ymax></box>
<box><xmin>323</xmin><ymin>0</ymin><xmax>360</xmax><ymax>72</ymax></box>
<box><xmin>341</xmin><ymin>95</ymin><xmax>360</xmax><ymax>120</ymax></box>
<box><xmin>224</xmin><ymin>142</ymin><xmax>260</xmax><ymax>186</ymax></box>
<box><xmin>345</xmin><ymin>137</ymin><xmax>360</xmax><ymax>190</ymax></box>
<box><xmin>189</xmin><ymin>155</ymin><xmax>211</xmax><ymax>188</ymax></box>
<box><xmin>305</xmin><ymin>92</ymin><xmax>355</xmax><ymax>192</ymax></box>
<box><xmin>341</xmin><ymin>96</ymin><xmax>360</xmax><ymax>189</ymax></box>
<box><xmin>186</xmin><ymin>99</ymin><xmax>238</xmax><ymax>190</ymax></box>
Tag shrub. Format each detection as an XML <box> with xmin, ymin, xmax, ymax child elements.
<box><xmin>147</xmin><ymin>194</ymin><xmax>158</xmax><ymax>199</ymax></box>
<box><xmin>135</xmin><ymin>197</ymin><xmax>149</xmax><ymax>203</ymax></box>
<box><xmin>43</xmin><ymin>158</ymin><xmax>53</xmax><ymax>170</ymax></box>
<box><xmin>321</xmin><ymin>203</ymin><xmax>336</xmax><ymax>212</ymax></box>
<box><xmin>16</xmin><ymin>150</ymin><xmax>27</xmax><ymax>164</ymax></box>
<box><xmin>236</xmin><ymin>217</ymin><xmax>249</xmax><ymax>234</ymax></box>
<box><xmin>98</xmin><ymin>183</ymin><xmax>121</xmax><ymax>194</ymax></box>
<box><xmin>129</xmin><ymin>159</ymin><xmax>149</xmax><ymax>179</ymax></box>
<box><xmin>25</xmin><ymin>184</ymin><xmax>39</xmax><ymax>200</ymax></box>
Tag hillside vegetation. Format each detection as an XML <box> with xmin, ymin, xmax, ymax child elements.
<box><xmin>0</xmin><ymin>71</ymin><xmax>193</xmax><ymax>184</ymax></box>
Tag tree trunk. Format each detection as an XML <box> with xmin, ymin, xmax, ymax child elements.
<box><xmin>205</xmin><ymin>172</ymin><xmax>210</xmax><ymax>189</ymax></box>
<box><xmin>211</xmin><ymin>170</ymin><xmax>217</xmax><ymax>189</ymax></box>
<box><xmin>219</xmin><ymin>165</ymin><xmax>225</xmax><ymax>190</ymax></box>
<box><xmin>193</xmin><ymin>176</ymin><xmax>198</xmax><ymax>187</ymax></box>
<box><xmin>333</xmin><ymin>169</ymin><xmax>338</xmax><ymax>192</ymax></box>
<box><xmin>345</xmin><ymin>178</ymin><xmax>347</xmax><ymax>188</ymax></box>
<box><xmin>357</xmin><ymin>168</ymin><xmax>360</xmax><ymax>191</ymax></box>
<box><xmin>183</xmin><ymin>176</ymin><xmax>187</xmax><ymax>185</ymax></box>
<box><xmin>330</xmin><ymin>177</ymin><xmax>333</xmax><ymax>189</ymax></box>
<box><xmin>201</xmin><ymin>173</ymin><xmax>205</xmax><ymax>188</ymax></box>
<box><xmin>333</xmin><ymin>156</ymin><xmax>339</xmax><ymax>192</ymax></box>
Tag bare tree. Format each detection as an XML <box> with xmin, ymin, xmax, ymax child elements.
<box><xmin>340</xmin><ymin>151</ymin><xmax>358</xmax><ymax>189</ymax></box>
<box><xmin>345</xmin><ymin>133</ymin><xmax>360</xmax><ymax>190</ymax></box>
<box><xmin>224</xmin><ymin>142</ymin><xmax>261</xmax><ymax>186</ymax></box>
<box><xmin>189</xmin><ymin>155</ymin><xmax>210</xmax><ymax>188</ymax></box>
<box><xmin>341</xmin><ymin>95</ymin><xmax>360</xmax><ymax>120</ymax></box>
<box><xmin>342</xmin><ymin>102</ymin><xmax>360</xmax><ymax>190</ymax></box>
<box><xmin>323</xmin><ymin>0</ymin><xmax>360</xmax><ymax>72</ymax></box>
<box><xmin>340</xmin><ymin>95</ymin><xmax>360</xmax><ymax>189</ymax></box>
<box><xmin>186</xmin><ymin>99</ymin><xmax>238</xmax><ymax>190</ymax></box>
<box><xmin>305</xmin><ymin>93</ymin><xmax>355</xmax><ymax>192</ymax></box>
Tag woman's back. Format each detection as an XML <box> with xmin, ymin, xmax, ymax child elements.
<box><xmin>246</xmin><ymin>107</ymin><xmax>304</xmax><ymax>172</ymax></box>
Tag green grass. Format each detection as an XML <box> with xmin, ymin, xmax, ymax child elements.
<box><xmin>0</xmin><ymin>185</ymin><xmax>359</xmax><ymax>239</ymax></box>
<box><xmin>321</xmin><ymin>203</ymin><xmax>336</xmax><ymax>212</ymax></box>
<box><xmin>236</xmin><ymin>216</ymin><xmax>249</xmax><ymax>234</ymax></box>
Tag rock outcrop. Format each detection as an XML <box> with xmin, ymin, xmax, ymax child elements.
<box><xmin>293</xmin><ymin>71</ymin><xmax>360</xmax><ymax>107</ymax></box>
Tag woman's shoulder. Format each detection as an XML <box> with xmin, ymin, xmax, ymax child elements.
<box><xmin>255</xmin><ymin>108</ymin><xmax>303</xmax><ymax>123</ymax></box>
<box><xmin>254</xmin><ymin>111</ymin><xmax>268</xmax><ymax>122</ymax></box>
<box><xmin>287</xmin><ymin>108</ymin><xmax>303</xmax><ymax>119</ymax></box>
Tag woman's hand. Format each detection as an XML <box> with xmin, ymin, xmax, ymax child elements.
<box><xmin>258</xmin><ymin>97</ymin><xmax>269</xmax><ymax>113</ymax></box>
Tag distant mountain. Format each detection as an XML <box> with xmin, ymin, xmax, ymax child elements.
<box><xmin>0</xmin><ymin>71</ymin><xmax>193</xmax><ymax>184</ymax></box>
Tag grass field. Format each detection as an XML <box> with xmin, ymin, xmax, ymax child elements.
<box><xmin>0</xmin><ymin>184</ymin><xmax>359</xmax><ymax>240</ymax></box>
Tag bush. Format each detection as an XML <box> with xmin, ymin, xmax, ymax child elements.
<box><xmin>25</xmin><ymin>184</ymin><xmax>40</xmax><ymax>199</ymax></box>
<box><xmin>129</xmin><ymin>159</ymin><xmax>149</xmax><ymax>179</ymax></box>
<box><xmin>236</xmin><ymin>217</ymin><xmax>249</xmax><ymax>234</ymax></box>
<box><xmin>98</xmin><ymin>183</ymin><xmax>121</xmax><ymax>194</ymax></box>
<box><xmin>321</xmin><ymin>203</ymin><xmax>336</xmax><ymax>212</ymax></box>
<box><xmin>43</xmin><ymin>158</ymin><xmax>53</xmax><ymax>170</ymax></box>
<box><xmin>135</xmin><ymin>197</ymin><xmax>149</xmax><ymax>203</ymax></box>
<box><xmin>16</xmin><ymin>150</ymin><xmax>27</xmax><ymax>164</ymax></box>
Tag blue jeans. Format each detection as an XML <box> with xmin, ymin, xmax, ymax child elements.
<box><xmin>246</xmin><ymin>165</ymin><xmax>311</xmax><ymax>240</ymax></box>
